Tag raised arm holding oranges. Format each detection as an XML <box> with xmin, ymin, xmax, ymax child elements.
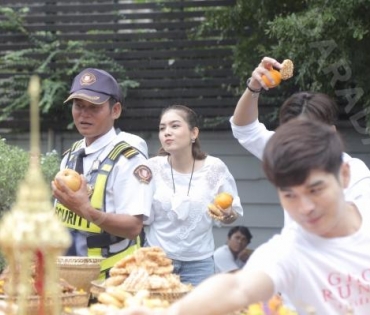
<box><xmin>230</xmin><ymin>56</ymin><xmax>370</xmax><ymax>232</ymax></box>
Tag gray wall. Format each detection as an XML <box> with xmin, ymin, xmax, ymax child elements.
<box><xmin>3</xmin><ymin>125</ymin><xmax>369</xmax><ymax>250</ymax></box>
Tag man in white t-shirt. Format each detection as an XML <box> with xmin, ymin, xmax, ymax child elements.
<box><xmin>214</xmin><ymin>226</ymin><xmax>253</xmax><ymax>273</ymax></box>
<box><xmin>230</xmin><ymin>56</ymin><xmax>370</xmax><ymax>229</ymax></box>
<box><xmin>121</xmin><ymin>119</ymin><xmax>370</xmax><ymax>315</ymax></box>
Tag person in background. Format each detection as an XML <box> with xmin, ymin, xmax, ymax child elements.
<box><xmin>119</xmin><ymin>118</ymin><xmax>370</xmax><ymax>315</ymax></box>
<box><xmin>230</xmin><ymin>56</ymin><xmax>370</xmax><ymax>230</ymax></box>
<box><xmin>214</xmin><ymin>225</ymin><xmax>253</xmax><ymax>273</ymax></box>
<box><xmin>144</xmin><ymin>105</ymin><xmax>243</xmax><ymax>286</ymax></box>
<box><xmin>52</xmin><ymin>68</ymin><xmax>154</xmax><ymax>277</ymax></box>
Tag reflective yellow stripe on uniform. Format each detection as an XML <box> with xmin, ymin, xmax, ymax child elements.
<box><xmin>90</xmin><ymin>164</ymin><xmax>112</xmax><ymax>210</ymax></box>
<box><xmin>97</xmin><ymin>236</ymin><xmax>141</xmax><ymax>279</ymax></box>
<box><xmin>87</xmin><ymin>141</ymin><xmax>138</xmax><ymax>265</ymax></box>
<box><xmin>56</xmin><ymin>140</ymin><xmax>142</xmax><ymax>278</ymax></box>
<box><xmin>55</xmin><ymin>202</ymin><xmax>101</xmax><ymax>233</ymax></box>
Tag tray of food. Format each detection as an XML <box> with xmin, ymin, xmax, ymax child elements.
<box><xmin>90</xmin><ymin>246</ymin><xmax>192</xmax><ymax>303</ymax></box>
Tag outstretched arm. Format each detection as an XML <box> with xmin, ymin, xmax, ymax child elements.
<box><xmin>168</xmin><ymin>270</ymin><xmax>274</xmax><ymax>315</ymax></box>
<box><xmin>232</xmin><ymin>57</ymin><xmax>282</xmax><ymax>126</ymax></box>
<box><xmin>117</xmin><ymin>270</ymin><xmax>274</xmax><ymax>315</ymax></box>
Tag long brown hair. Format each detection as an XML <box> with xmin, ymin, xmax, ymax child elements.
<box><xmin>157</xmin><ymin>105</ymin><xmax>207</xmax><ymax>160</ymax></box>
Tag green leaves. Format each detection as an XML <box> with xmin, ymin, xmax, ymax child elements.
<box><xmin>0</xmin><ymin>7</ymin><xmax>138</xmax><ymax>124</ymax></box>
<box><xmin>0</xmin><ymin>139</ymin><xmax>60</xmax><ymax>213</ymax></box>
<box><xmin>196</xmin><ymin>0</ymin><xmax>370</xmax><ymax>129</ymax></box>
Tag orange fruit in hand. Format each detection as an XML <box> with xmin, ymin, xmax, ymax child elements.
<box><xmin>54</xmin><ymin>169</ymin><xmax>82</xmax><ymax>191</ymax></box>
<box><xmin>261</xmin><ymin>69</ymin><xmax>282</xmax><ymax>88</ymax></box>
<box><xmin>268</xmin><ymin>294</ymin><xmax>282</xmax><ymax>311</ymax></box>
<box><xmin>214</xmin><ymin>192</ymin><xmax>233</xmax><ymax>210</ymax></box>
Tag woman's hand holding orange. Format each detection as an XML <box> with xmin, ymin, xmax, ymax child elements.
<box><xmin>208</xmin><ymin>203</ymin><xmax>234</xmax><ymax>221</ymax></box>
<box><xmin>208</xmin><ymin>203</ymin><xmax>223</xmax><ymax>217</ymax></box>
<box><xmin>208</xmin><ymin>192</ymin><xmax>236</xmax><ymax>221</ymax></box>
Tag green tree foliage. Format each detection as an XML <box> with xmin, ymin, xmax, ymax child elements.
<box><xmin>197</xmin><ymin>0</ymin><xmax>370</xmax><ymax>131</ymax></box>
<box><xmin>0</xmin><ymin>7</ymin><xmax>139</xmax><ymax>124</ymax></box>
<box><xmin>0</xmin><ymin>138</ymin><xmax>60</xmax><ymax>213</ymax></box>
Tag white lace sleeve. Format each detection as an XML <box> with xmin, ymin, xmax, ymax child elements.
<box><xmin>206</xmin><ymin>157</ymin><xmax>244</xmax><ymax>220</ymax></box>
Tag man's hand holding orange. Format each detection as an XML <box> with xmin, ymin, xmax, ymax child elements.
<box><xmin>53</xmin><ymin>169</ymin><xmax>82</xmax><ymax>191</ymax></box>
<box><xmin>52</xmin><ymin>170</ymin><xmax>93</xmax><ymax>221</ymax></box>
<box><xmin>251</xmin><ymin>57</ymin><xmax>294</xmax><ymax>90</ymax></box>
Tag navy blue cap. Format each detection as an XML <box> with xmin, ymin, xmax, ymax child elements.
<box><xmin>64</xmin><ymin>68</ymin><xmax>123</xmax><ymax>104</ymax></box>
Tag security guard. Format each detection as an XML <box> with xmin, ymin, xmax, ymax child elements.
<box><xmin>52</xmin><ymin>68</ymin><xmax>153</xmax><ymax>277</ymax></box>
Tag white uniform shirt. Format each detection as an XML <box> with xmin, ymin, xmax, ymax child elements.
<box><xmin>60</xmin><ymin>127</ymin><xmax>153</xmax><ymax>256</ymax></box>
<box><xmin>230</xmin><ymin>117</ymin><xmax>370</xmax><ymax>230</ymax></box>
<box><xmin>144</xmin><ymin>155</ymin><xmax>243</xmax><ymax>261</ymax></box>
<box><xmin>244</xmin><ymin>200</ymin><xmax>370</xmax><ymax>314</ymax></box>
<box><xmin>214</xmin><ymin>244</ymin><xmax>245</xmax><ymax>273</ymax></box>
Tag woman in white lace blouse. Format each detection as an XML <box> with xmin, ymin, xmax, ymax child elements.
<box><xmin>144</xmin><ymin>105</ymin><xmax>243</xmax><ymax>286</ymax></box>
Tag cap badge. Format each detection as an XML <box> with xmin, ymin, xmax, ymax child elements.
<box><xmin>80</xmin><ymin>73</ymin><xmax>96</xmax><ymax>86</ymax></box>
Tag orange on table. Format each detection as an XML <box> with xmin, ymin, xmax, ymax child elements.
<box><xmin>247</xmin><ymin>303</ymin><xmax>264</xmax><ymax>315</ymax></box>
<box><xmin>245</xmin><ymin>294</ymin><xmax>298</xmax><ymax>315</ymax></box>
<box><xmin>214</xmin><ymin>192</ymin><xmax>233</xmax><ymax>210</ymax></box>
<box><xmin>268</xmin><ymin>294</ymin><xmax>282</xmax><ymax>311</ymax></box>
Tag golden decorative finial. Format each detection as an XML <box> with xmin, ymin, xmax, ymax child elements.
<box><xmin>0</xmin><ymin>75</ymin><xmax>71</xmax><ymax>314</ymax></box>
<box><xmin>29</xmin><ymin>75</ymin><xmax>40</xmax><ymax>157</ymax></box>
